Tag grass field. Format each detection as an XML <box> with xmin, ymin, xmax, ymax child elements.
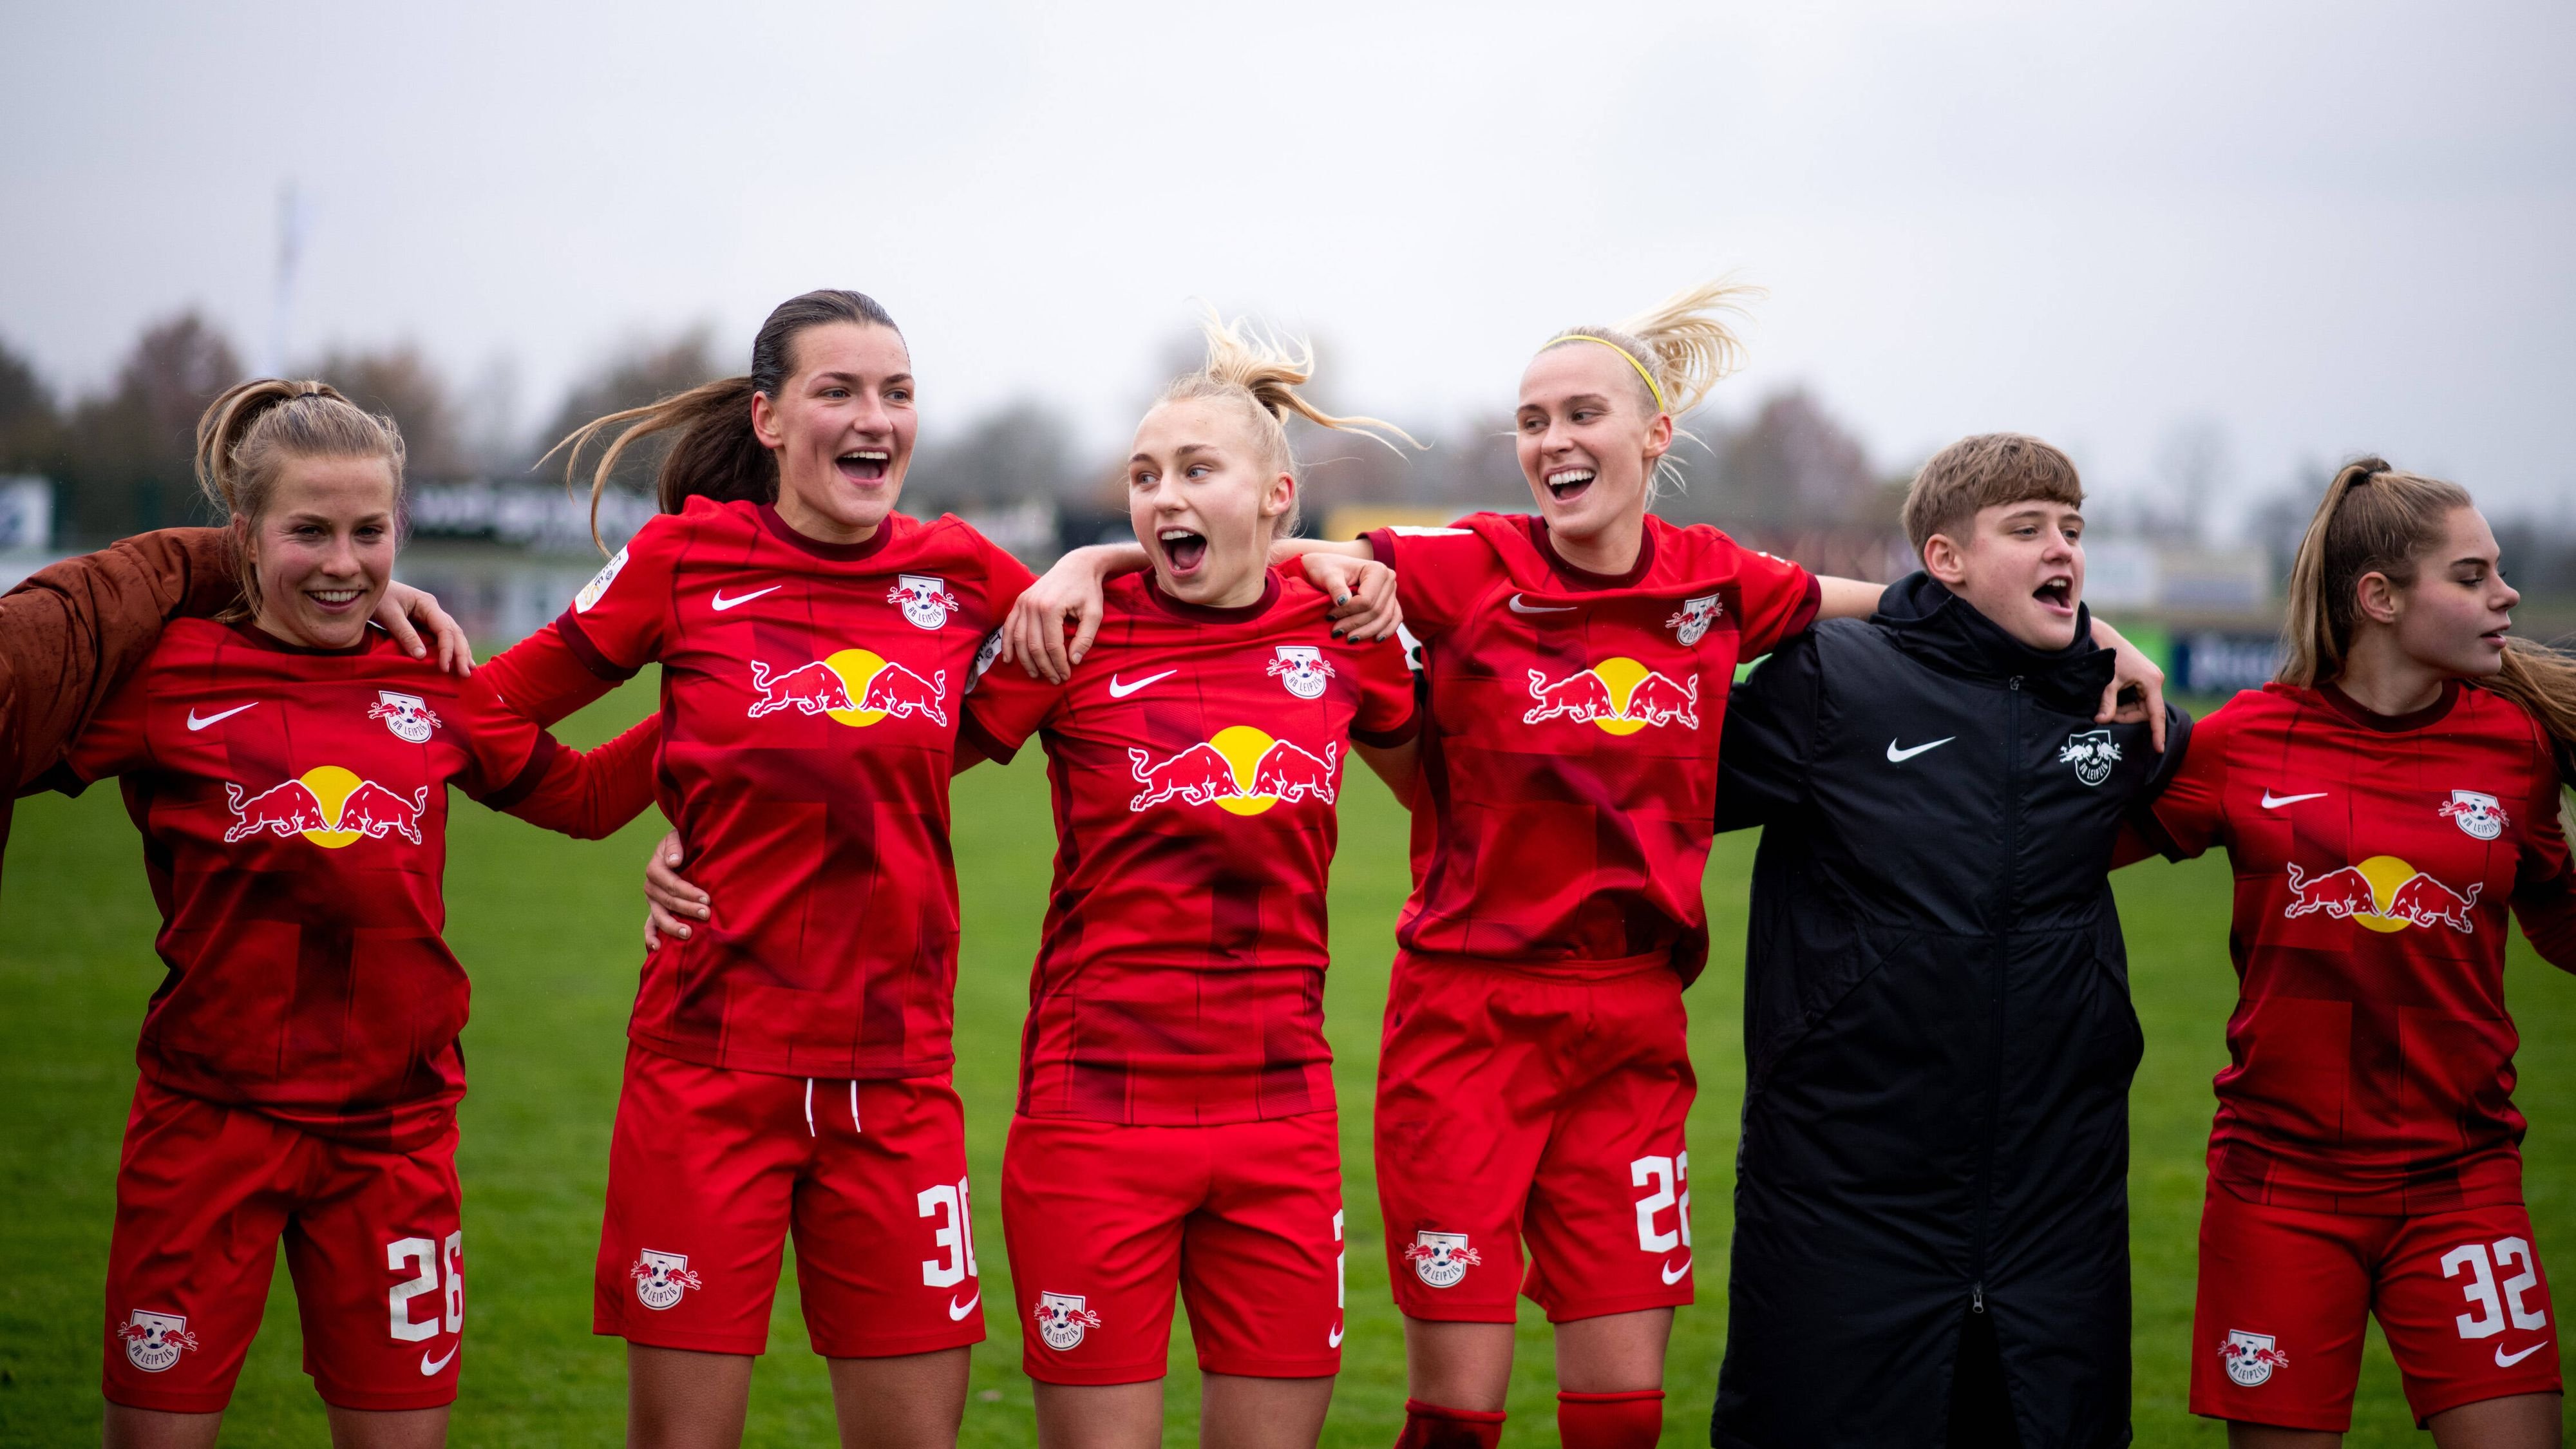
<box><xmin>4</xmin><ymin>674</ymin><xmax>2573</xmax><ymax>1446</ymax></box>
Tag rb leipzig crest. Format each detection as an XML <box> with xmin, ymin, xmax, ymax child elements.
<box><xmin>1035</xmin><ymin>1291</ymin><xmax>1101</xmax><ymax>1350</ymax></box>
<box><xmin>1405</xmin><ymin>1230</ymin><xmax>1481</xmax><ymax>1289</ymax></box>
<box><xmin>2222</xmin><ymin>1329</ymin><xmax>2287</xmax><ymax>1387</ymax></box>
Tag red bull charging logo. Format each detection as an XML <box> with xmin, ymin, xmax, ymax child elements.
<box><xmin>1524</xmin><ymin>657</ymin><xmax>1700</xmax><ymax>735</ymax></box>
<box><xmin>2283</xmin><ymin>855</ymin><xmax>2482</xmax><ymax>934</ymax></box>
<box><xmin>1128</xmin><ymin>726</ymin><xmax>1338</xmax><ymax>815</ymax></box>
<box><xmin>747</xmin><ymin>650</ymin><xmax>948</xmax><ymax>728</ymax></box>
<box><xmin>224</xmin><ymin>766</ymin><xmax>427</xmax><ymax>848</ymax></box>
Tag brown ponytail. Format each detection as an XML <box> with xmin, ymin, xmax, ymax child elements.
<box><xmin>2280</xmin><ymin>455</ymin><xmax>2576</xmax><ymax>782</ymax></box>
<box><xmin>551</xmin><ymin>289</ymin><xmax>903</xmax><ymax>552</ymax></box>
<box><xmin>193</xmin><ymin>378</ymin><xmax>407</xmax><ymax>618</ymax></box>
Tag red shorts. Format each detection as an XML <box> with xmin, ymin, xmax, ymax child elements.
<box><xmin>593</xmin><ymin>1044</ymin><xmax>985</xmax><ymax>1358</ymax></box>
<box><xmin>1372</xmin><ymin>953</ymin><xmax>1696</xmax><ymax>1324</ymax></box>
<box><xmin>2191</xmin><ymin>1182</ymin><xmax>2564</xmax><ymax>1430</ymax></box>
<box><xmin>101</xmin><ymin>1079</ymin><xmax>465</xmax><ymax>1414</ymax></box>
<box><xmin>1001</xmin><ymin>1111</ymin><xmax>1344</xmax><ymax>1385</ymax></box>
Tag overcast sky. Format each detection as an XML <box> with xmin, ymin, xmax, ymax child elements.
<box><xmin>4</xmin><ymin>1</ymin><xmax>2571</xmax><ymax>526</ymax></box>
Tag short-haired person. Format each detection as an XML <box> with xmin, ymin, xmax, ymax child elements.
<box><xmin>1708</xmin><ymin>434</ymin><xmax>2189</xmax><ymax>1448</ymax></box>
<box><xmin>57</xmin><ymin>381</ymin><xmax>659</xmax><ymax>1449</ymax></box>
<box><xmin>938</xmin><ymin>316</ymin><xmax>1414</xmax><ymax>1447</ymax></box>
<box><xmin>2132</xmin><ymin>460</ymin><xmax>2576</xmax><ymax>1449</ymax></box>
<box><xmin>477</xmin><ymin>290</ymin><xmax>1036</xmax><ymax>1449</ymax></box>
<box><xmin>1012</xmin><ymin>289</ymin><xmax>2168</xmax><ymax>1449</ymax></box>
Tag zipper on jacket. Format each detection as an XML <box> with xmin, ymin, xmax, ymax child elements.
<box><xmin>1969</xmin><ymin>677</ymin><xmax>2023</xmax><ymax>1315</ymax></box>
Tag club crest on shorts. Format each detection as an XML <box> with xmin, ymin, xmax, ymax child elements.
<box><xmin>2439</xmin><ymin>789</ymin><xmax>2509</xmax><ymax>841</ymax></box>
<box><xmin>2058</xmin><ymin>729</ymin><xmax>2122</xmax><ymax>787</ymax></box>
<box><xmin>630</xmin><ymin>1249</ymin><xmax>702</xmax><ymax>1311</ymax></box>
<box><xmin>1665</xmin><ymin>594</ymin><xmax>1722</xmax><ymax>647</ymax></box>
<box><xmin>1405</xmin><ymin>1230</ymin><xmax>1481</xmax><ymax>1289</ymax></box>
<box><xmin>1034</xmin><ymin>1291</ymin><xmax>1101</xmax><ymax>1350</ymax></box>
<box><xmin>1269</xmin><ymin>645</ymin><xmax>1335</xmax><ymax>700</ymax></box>
<box><xmin>368</xmin><ymin>690</ymin><xmax>443</xmax><ymax>743</ymax></box>
<box><xmin>2221</xmin><ymin>1329</ymin><xmax>2288</xmax><ymax>1387</ymax></box>
<box><xmin>118</xmin><ymin>1310</ymin><xmax>200</xmax><ymax>1373</ymax></box>
<box><xmin>888</xmin><ymin>574</ymin><xmax>961</xmax><ymax>631</ymax></box>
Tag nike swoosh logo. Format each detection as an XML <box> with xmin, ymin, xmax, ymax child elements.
<box><xmin>2496</xmin><ymin>1340</ymin><xmax>2548</xmax><ymax>1367</ymax></box>
<box><xmin>1328</xmin><ymin>1322</ymin><xmax>1345</xmax><ymax>1348</ymax></box>
<box><xmin>1508</xmin><ymin>594</ymin><xmax>1574</xmax><ymax>614</ymax></box>
<box><xmin>1886</xmin><ymin>737</ymin><xmax>1954</xmax><ymax>763</ymax></box>
<box><xmin>420</xmin><ymin>1343</ymin><xmax>458</xmax><ymax>1375</ymax></box>
<box><xmin>1662</xmin><ymin>1255</ymin><xmax>1692</xmax><ymax>1285</ymax></box>
<box><xmin>711</xmin><ymin>585</ymin><xmax>781</xmax><ymax>612</ymax></box>
<box><xmin>2261</xmin><ymin>791</ymin><xmax>2327</xmax><ymax>810</ymax></box>
<box><xmin>1108</xmin><ymin>670</ymin><xmax>1176</xmax><ymax>699</ymax></box>
<box><xmin>948</xmin><ymin>1291</ymin><xmax>980</xmax><ymax>1321</ymax></box>
<box><xmin>187</xmin><ymin>703</ymin><xmax>258</xmax><ymax>732</ymax></box>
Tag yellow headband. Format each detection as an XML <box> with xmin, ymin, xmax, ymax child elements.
<box><xmin>1541</xmin><ymin>334</ymin><xmax>1667</xmax><ymax>414</ymax></box>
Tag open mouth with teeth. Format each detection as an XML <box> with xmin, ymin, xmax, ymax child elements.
<box><xmin>305</xmin><ymin>587</ymin><xmax>366</xmax><ymax>612</ymax></box>
<box><xmin>837</xmin><ymin>448</ymin><xmax>892</xmax><ymax>483</ymax></box>
<box><xmin>1545</xmin><ymin>467</ymin><xmax>1597</xmax><ymax>505</ymax></box>
<box><xmin>1158</xmin><ymin>528</ymin><xmax>1208</xmax><ymax>576</ymax></box>
<box><xmin>2032</xmin><ymin>576</ymin><xmax>2074</xmax><ymax>614</ymax></box>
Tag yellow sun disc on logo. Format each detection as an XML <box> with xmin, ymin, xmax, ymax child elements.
<box><xmin>1590</xmin><ymin>657</ymin><xmax>1651</xmax><ymax>736</ymax></box>
<box><xmin>2353</xmin><ymin>855</ymin><xmax>2417</xmax><ymax>933</ymax></box>
<box><xmin>1208</xmin><ymin>725</ymin><xmax>1282</xmax><ymax>815</ymax></box>
<box><xmin>299</xmin><ymin>764</ymin><xmax>365</xmax><ymax>849</ymax></box>
<box><xmin>822</xmin><ymin>649</ymin><xmax>891</xmax><ymax>728</ymax></box>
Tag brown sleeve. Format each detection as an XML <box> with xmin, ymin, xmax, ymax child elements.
<box><xmin>0</xmin><ymin>527</ymin><xmax>236</xmax><ymax>793</ymax></box>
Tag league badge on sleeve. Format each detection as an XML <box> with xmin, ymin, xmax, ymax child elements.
<box><xmin>888</xmin><ymin>574</ymin><xmax>962</xmax><ymax>630</ymax></box>
<box><xmin>2058</xmin><ymin>730</ymin><xmax>2123</xmax><ymax>787</ymax></box>
<box><xmin>1269</xmin><ymin>645</ymin><xmax>1335</xmax><ymax>699</ymax></box>
<box><xmin>1665</xmin><ymin>593</ymin><xmax>1722</xmax><ymax>647</ymax></box>
<box><xmin>2221</xmin><ymin>1329</ymin><xmax>2287</xmax><ymax>1387</ymax></box>
<box><xmin>118</xmin><ymin>1310</ymin><xmax>200</xmax><ymax>1372</ymax></box>
<box><xmin>1034</xmin><ymin>1291</ymin><xmax>1101</xmax><ymax>1350</ymax></box>
<box><xmin>2439</xmin><ymin>790</ymin><xmax>2509</xmax><ymax>841</ymax></box>
<box><xmin>368</xmin><ymin>691</ymin><xmax>444</xmax><ymax>743</ymax></box>
<box><xmin>1405</xmin><ymin>1230</ymin><xmax>1481</xmax><ymax>1289</ymax></box>
<box><xmin>630</xmin><ymin>1250</ymin><xmax>702</xmax><ymax>1311</ymax></box>
<box><xmin>574</xmin><ymin>545</ymin><xmax>629</xmax><ymax>614</ymax></box>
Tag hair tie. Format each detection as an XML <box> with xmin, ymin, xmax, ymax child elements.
<box><xmin>1541</xmin><ymin>334</ymin><xmax>1667</xmax><ymax>414</ymax></box>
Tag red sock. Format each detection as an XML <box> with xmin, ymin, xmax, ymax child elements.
<box><xmin>1394</xmin><ymin>1397</ymin><xmax>1506</xmax><ymax>1449</ymax></box>
<box><xmin>1558</xmin><ymin>1388</ymin><xmax>1664</xmax><ymax>1449</ymax></box>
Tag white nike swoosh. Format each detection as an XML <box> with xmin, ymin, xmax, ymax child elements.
<box><xmin>711</xmin><ymin>585</ymin><xmax>781</xmax><ymax>612</ymax></box>
<box><xmin>2261</xmin><ymin>791</ymin><xmax>2327</xmax><ymax>810</ymax></box>
<box><xmin>186</xmin><ymin>703</ymin><xmax>258</xmax><ymax>732</ymax></box>
<box><xmin>420</xmin><ymin>1342</ymin><xmax>458</xmax><ymax>1375</ymax></box>
<box><xmin>1108</xmin><ymin>670</ymin><xmax>1176</xmax><ymax>699</ymax></box>
<box><xmin>1662</xmin><ymin>1255</ymin><xmax>1691</xmax><ymax>1285</ymax></box>
<box><xmin>2496</xmin><ymin>1340</ymin><xmax>2548</xmax><ymax>1367</ymax></box>
<box><xmin>948</xmin><ymin>1291</ymin><xmax>980</xmax><ymax>1321</ymax></box>
<box><xmin>1328</xmin><ymin>1323</ymin><xmax>1345</xmax><ymax>1348</ymax></box>
<box><xmin>1508</xmin><ymin>594</ymin><xmax>1575</xmax><ymax>614</ymax></box>
<box><xmin>1886</xmin><ymin>737</ymin><xmax>1954</xmax><ymax>763</ymax></box>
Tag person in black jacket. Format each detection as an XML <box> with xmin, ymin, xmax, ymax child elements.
<box><xmin>1709</xmin><ymin>434</ymin><xmax>2191</xmax><ymax>1449</ymax></box>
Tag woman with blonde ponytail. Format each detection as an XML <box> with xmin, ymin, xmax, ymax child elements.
<box><xmin>56</xmin><ymin>379</ymin><xmax>659</xmax><ymax>1449</ymax></box>
<box><xmin>2134</xmin><ymin>459</ymin><xmax>2576</xmax><ymax>1446</ymax></box>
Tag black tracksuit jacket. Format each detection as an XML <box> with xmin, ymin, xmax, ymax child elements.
<box><xmin>1707</xmin><ymin>574</ymin><xmax>2188</xmax><ymax>1449</ymax></box>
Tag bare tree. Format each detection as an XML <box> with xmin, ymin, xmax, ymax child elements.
<box><xmin>307</xmin><ymin>343</ymin><xmax>464</xmax><ymax>480</ymax></box>
<box><xmin>531</xmin><ymin>328</ymin><xmax>727</xmax><ymax>491</ymax></box>
<box><xmin>0</xmin><ymin>336</ymin><xmax>61</xmax><ymax>476</ymax></box>
<box><xmin>61</xmin><ymin>312</ymin><xmax>246</xmax><ymax>540</ymax></box>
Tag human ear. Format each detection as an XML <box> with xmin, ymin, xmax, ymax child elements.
<box><xmin>1640</xmin><ymin>411</ymin><xmax>1675</xmax><ymax>464</ymax></box>
<box><xmin>1264</xmin><ymin>471</ymin><xmax>1296</xmax><ymax>522</ymax></box>
<box><xmin>2353</xmin><ymin>571</ymin><xmax>2402</xmax><ymax>626</ymax></box>
<box><xmin>750</xmin><ymin>390</ymin><xmax>785</xmax><ymax>450</ymax></box>
<box><xmin>1922</xmin><ymin>533</ymin><xmax>1968</xmax><ymax>587</ymax></box>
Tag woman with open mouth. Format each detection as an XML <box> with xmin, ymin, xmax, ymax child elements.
<box><xmin>1012</xmin><ymin>280</ymin><xmax>2167</xmax><ymax>1449</ymax></box>
<box><xmin>475</xmin><ymin>289</ymin><xmax>1039</xmax><ymax>1449</ymax></box>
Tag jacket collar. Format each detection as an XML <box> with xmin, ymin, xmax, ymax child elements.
<box><xmin>1872</xmin><ymin>572</ymin><xmax>2114</xmax><ymax>712</ymax></box>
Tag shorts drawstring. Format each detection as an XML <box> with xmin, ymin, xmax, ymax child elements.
<box><xmin>803</xmin><ymin>1077</ymin><xmax>817</xmax><ymax>1137</ymax></box>
<box><xmin>802</xmin><ymin>1077</ymin><xmax>858</xmax><ymax>1137</ymax></box>
<box><xmin>849</xmin><ymin>1081</ymin><xmax>862</xmax><ymax>1134</ymax></box>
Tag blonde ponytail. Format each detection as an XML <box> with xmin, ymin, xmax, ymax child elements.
<box><xmin>1157</xmin><ymin>309</ymin><xmax>1418</xmax><ymax>538</ymax></box>
<box><xmin>1540</xmin><ymin>278</ymin><xmax>1761</xmax><ymax>504</ymax></box>
<box><xmin>193</xmin><ymin>377</ymin><xmax>407</xmax><ymax>617</ymax></box>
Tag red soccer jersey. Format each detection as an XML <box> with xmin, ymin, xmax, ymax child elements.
<box><xmin>479</xmin><ymin>497</ymin><xmax>1036</xmax><ymax>1079</ymax></box>
<box><xmin>2143</xmin><ymin>681</ymin><xmax>2576</xmax><ymax>1214</ymax></box>
<box><xmin>63</xmin><ymin>619</ymin><xmax>658</xmax><ymax>1150</ymax></box>
<box><xmin>960</xmin><ymin>570</ymin><xmax>1417</xmax><ymax>1125</ymax></box>
<box><xmin>1362</xmin><ymin>512</ymin><xmax>1819</xmax><ymax>979</ymax></box>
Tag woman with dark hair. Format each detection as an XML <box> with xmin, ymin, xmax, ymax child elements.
<box><xmin>478</xmin><ymin>290</ymin><xmax>1034</xmax><ymax>1448</ymax></box>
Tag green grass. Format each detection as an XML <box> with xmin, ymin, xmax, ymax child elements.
<box><xmin>3</xmin><ymin>674</ymin><xmax>2572</xmax><ymax>1444</ymax></box>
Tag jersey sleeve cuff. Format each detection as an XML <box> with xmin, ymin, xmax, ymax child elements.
<box><xmin>482</xmin><ymin>732</ymin><xmax>563</xmax><ymax>810</ymax></box>
<box><xmin>556</xmin><ymin>611</ymin><xmax>642</xmax><ymax>683</ymax></box>
<box><xmin>1777</xmin><ymin>573</ymin><xmax>1823</xmax><ymax>645</ymax></box>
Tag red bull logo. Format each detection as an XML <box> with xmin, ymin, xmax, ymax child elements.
<box><xmin>747</xmin><ymin>650</ymin><xmax>948</xmax><ymax>728</ymax></box>
<box><xmin>118</xmin><ymin>1309</ymin><xmax>200</xmax><ymax>1373</ymax></box>
<box><xmin>224</xmin><ymin>767</ymin><xmax>426</xmax><ymax>848</ymax></box>
<box><xmin>1127</xmin><ymin>726</ymin><xmax>1338</xmax><ymax>815</ymax></box>
<box><xmin>1524</xmin><ymin>657</ymin><xmax>1700</xmax><ymax>735</ymax></box>
<box><xmin>2284</xmin><ymin>856</ymin><xmax>2482</xmax><ymax>934</ymax></box>
<box><xmin>2221</xmin><ymin>1329</ymin><xmax>2289</xmax><ymax>1387</ymax></box>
